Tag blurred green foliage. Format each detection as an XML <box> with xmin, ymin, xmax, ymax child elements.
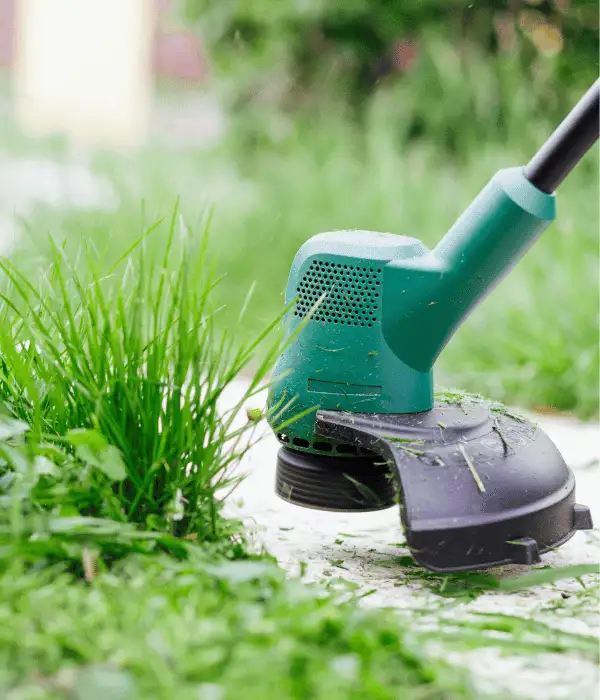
<box><xmin>183</xmin><ymin>0</ymin><xmax>598</xmax><ymax>150</ymax></box>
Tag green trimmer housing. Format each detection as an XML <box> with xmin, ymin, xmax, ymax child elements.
<box><xmin>267</xmin><ymin>80</ymin><xmax>599</xmax><ymax>573</ymax></box>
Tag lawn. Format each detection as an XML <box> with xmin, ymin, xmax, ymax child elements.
<box><xmin>0</xmin><ymin>60</ymin><xmax>598</xmax><ymax>698</ymax></box>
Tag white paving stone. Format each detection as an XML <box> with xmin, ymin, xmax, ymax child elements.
<box><xmin>223</xmin><ymin>379</ymin><xmax>600</xmax><ymax>699</ymax></box>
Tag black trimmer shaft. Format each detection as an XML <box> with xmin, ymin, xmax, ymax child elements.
<box><xmin>525</xmin><ymin>79</ymin><xmax>600</xmax><ymax>193</ymax></box>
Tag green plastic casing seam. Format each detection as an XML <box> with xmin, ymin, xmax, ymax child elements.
<box><xmin>268</xmin><ymin>167</ymin><xmax>556</xmax><ymax>451</ymax></box>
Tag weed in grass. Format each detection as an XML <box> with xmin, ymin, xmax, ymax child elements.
<box><xmin>0</xmin><ymin>411</ymin><xmax>213</xmax><ymax>571</ymax></box>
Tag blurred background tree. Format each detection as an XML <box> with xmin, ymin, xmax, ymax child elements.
<box><xmin>182</xmin><ymin>0</ymin><xmax>598</xmax><ymax>152</ymax></box>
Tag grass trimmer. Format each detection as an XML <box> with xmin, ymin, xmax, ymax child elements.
<box><xmin>267</xmin><ymin>79</ymin><xmax>599</xmax><ymax>573</ymax></box>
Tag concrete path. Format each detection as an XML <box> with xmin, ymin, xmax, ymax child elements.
<box><xmin>225</xmin><ymin>382</ymin><xmax>599</xmax><ymax>699</ymax></box>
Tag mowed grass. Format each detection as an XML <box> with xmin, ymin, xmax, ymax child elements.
<box><xmin>0</xmin><ymin>554</ymin><xmax>476</xmax><ymax>700</ymax></box>
<box><xmin>13</xmin><ymin>102</ymin><xmax>599</xmax><ymax>417</ymax></box>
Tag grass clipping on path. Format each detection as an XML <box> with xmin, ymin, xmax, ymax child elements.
<box><xmin>0</xmin><ymin>212</ymin><xmax>473</xmax><ymax>699</ymax></box>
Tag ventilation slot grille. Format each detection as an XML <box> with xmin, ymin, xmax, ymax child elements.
<box><xmin>294</xmin><ymin>259</ymin><xmax>382</xmax><ymax>327</ymax></box>
<box><xmin>277</xmin><ymin>433</ymin><xmax>376</xmax><ymax>457</ymax></box>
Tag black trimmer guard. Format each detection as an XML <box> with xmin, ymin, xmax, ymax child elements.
<box><xmin>275</xmin><ymin>401</ymin><xmax>593</xmax><ymax>572</ymax></box>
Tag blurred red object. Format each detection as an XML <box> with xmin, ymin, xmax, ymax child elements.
<box><xmin>391</xmin><ymin>39</ymin><xmax>419</xmax><ymax>72</ymax></box>
<box><xmin>154</xmin><ymin>0</ymin><xmax>209</xmax><ymax>82</ymax></box>
<box><xmin>154</xmin><ymin>31</ymin><xmax>209</xmax><ymax>81</ymax></box>
<box><xmin>0</xmin><ymin>0</ymin><xmax>208</xmax><ymax>82</ymax></box>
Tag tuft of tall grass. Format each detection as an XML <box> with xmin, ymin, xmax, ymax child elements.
<box><xmin>0</xmin><ymin>206</ymin><xmax>287</xmax><ymax>561</ymax></box>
